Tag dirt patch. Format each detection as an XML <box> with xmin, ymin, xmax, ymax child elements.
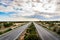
<box><xmin>17</xmin><ymin>30</ymin><xmax>26</xmax><ymax>40</ymax></box>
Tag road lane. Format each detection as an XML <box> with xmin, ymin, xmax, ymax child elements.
<box><xmin>34</xmin><ymin>23</ymin><xmax>60</xmax><ymax>40</ymax></box>
<box><xmin>0</xmin><ymin>22</ymin><xmax>31</xmax><ymax>40</ymax></box>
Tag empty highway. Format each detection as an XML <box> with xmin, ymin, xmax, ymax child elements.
<box><xmin>0</xmin><ymin>22</ymin><xmax>31</xmax><ymax>40</ymax></box>
<box><xmin>34</xmin><ymin>22</ymin><xmax>60</xmax><ymax>40</ymax></box>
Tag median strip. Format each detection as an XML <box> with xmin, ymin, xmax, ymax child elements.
<box><xmin>18</xmin><ymin>23</ymin><xmax>42</xmax><ymax>40</ymax></box>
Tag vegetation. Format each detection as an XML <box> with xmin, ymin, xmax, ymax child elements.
<box><xmin>3</xmin><ymin>22</ymin><xmax>13</xmax><ymax>28</ymax></box>
<box><xmin>0</xmin><ymin>22</ymin><xmax>13</xmax><ymax>35</ymax></box>
<box><xmin>0</xmin><ymin>28</ymin><xmax>12</xmax><ymax>35</ymax></box>
<box><xmin>0</xmin><ymin>32</ymin><xmax>3</xmax><ymax>35</ymax></box>
<box><xmin>0</xmin><ymin>24</ymin><xmax>1</xmax><ymax>29</ymax></box>
<box><xmin>0</xmin><ymin>22</ymin><xmax>14</xmax><ymax>29</ymax></box>
<box><xmin>24</xmin><ymin>23</ymin><xmax>41</xmax><ymax>40</ymax></box>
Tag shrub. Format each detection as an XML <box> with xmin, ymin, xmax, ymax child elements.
<box><xmin>57</xmin><ymin>29</ymin><xmax>60</xmax><ymax>34</ymax></box>
<box><xmin>53</xmin><ymin>27</ymin><xmax>57</xmax><ymax>32</ymax></box>
<box><xmin>0</xmin><ymin>26</ymin><xmax>1</xmax><ymax>29</ymax></box>
<box><xmin>3</xmin><ymin>22</ymin><xmax>13</xmax><ymax>27</ymax></box>
<box><xmin>0</xmin><ymin>32</ymin><xmax>3</xmax><ymax>35</ymax></box>
<box><xmin>0</xmin><ymin>28</ymin><xmax>12</xmax><ymax>35</ymax></box>
<box><xmin>4</xmin><ymin>28</ymin><xmax>12</xmax><ymax>33</ymax></box>
<box><xmin>24</xmin><ymin>34</ymin><xmax>39</xmax><ymax>40</ymax></box>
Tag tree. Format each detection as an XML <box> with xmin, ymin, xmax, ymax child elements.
<box><xmin>3</xmin><ymin>22</ymin><xmax>13</xmax><ymax>28</ymax></box>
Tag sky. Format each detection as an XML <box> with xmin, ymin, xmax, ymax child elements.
<box><xmin>0</xmin><ymin>0</ymin><xmax>60</xmax><ymax>21</ymax></box>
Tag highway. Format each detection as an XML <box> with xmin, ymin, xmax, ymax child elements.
<box><xmin>34</xmin><ymin>22</ymin><xmax>60</xmax><ymax>40</ymax></box>
<box><xmin>0</xmin><ymin>22</ymin><xmax>31</xmax><ymax>40</ymax></box>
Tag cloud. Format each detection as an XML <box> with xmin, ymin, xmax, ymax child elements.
<box><xmin>0</xmin><ymin>0</ymin><xmax>60</xmax><ymax>21</ymax></box>
<box><xmin>0</xmin><ymin>16</ymin><xmax>40</xmax><ymax>21</ymax></box>
<box><xmin>0</xmin><ymin>0</ymin><xmax>57</xmax><ymax>12</ymax></box>
<box><xmin>32</xmin><ymin>1</ymin><xmax>57</xmax><ymax>13</ymax></box>
<box><xmin>0</xmin><ymin>6</ymin><xmax>15</xmax><ymax>12</ymax></box>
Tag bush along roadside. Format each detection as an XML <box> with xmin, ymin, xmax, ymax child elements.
<box><xmin>0</xmin><ymin>28</ymin><xmax>12</xmax><ymax>35</ymax></box>
<box><xmin>38</xmin><ymin>21</ymin><xmax>60</xmax><ymax>35</ymax></box>
<box><xmin>24</xmin><ymin>23</ymin><xmax>41</xmax><ymax>40</ymax></box>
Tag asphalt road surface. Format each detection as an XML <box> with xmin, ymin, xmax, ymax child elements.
<box><xmin>0</xmin><ymin>22</ymin><xmax>31</xmax><ymax>40</ymax></box>
<box><xmin>34</xmin><ymin>22</ymin><xmax>60</xmax><ymax>40</ymax></box>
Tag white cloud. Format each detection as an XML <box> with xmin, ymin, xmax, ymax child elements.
<box><xmin>0</xmin><ymin>0</ymin><xmax>57</xmax><ymax>12</ymax></box>
<box><xmin>0</xmin><ymin>17</ymin><xmax>40</xmax><ymax>21</ymax></box>
<box><xmin>0</xmin><ymin>0</ymin><xmax>60</xmax><ymax>21</ymax></box>
<box><xmin>32</xmin><ymin>0</ymin><xmax>57</xmax><ymax>13</ymax></box>
<box><xmin>0</xmin><ymin>5</ymin><xmax>14</xmax><ymax>12</ymax></box>
<box><xmin>41</xmin><ymin>14</ymin><xmax>53</xmax><ymax>18</ymax></box>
